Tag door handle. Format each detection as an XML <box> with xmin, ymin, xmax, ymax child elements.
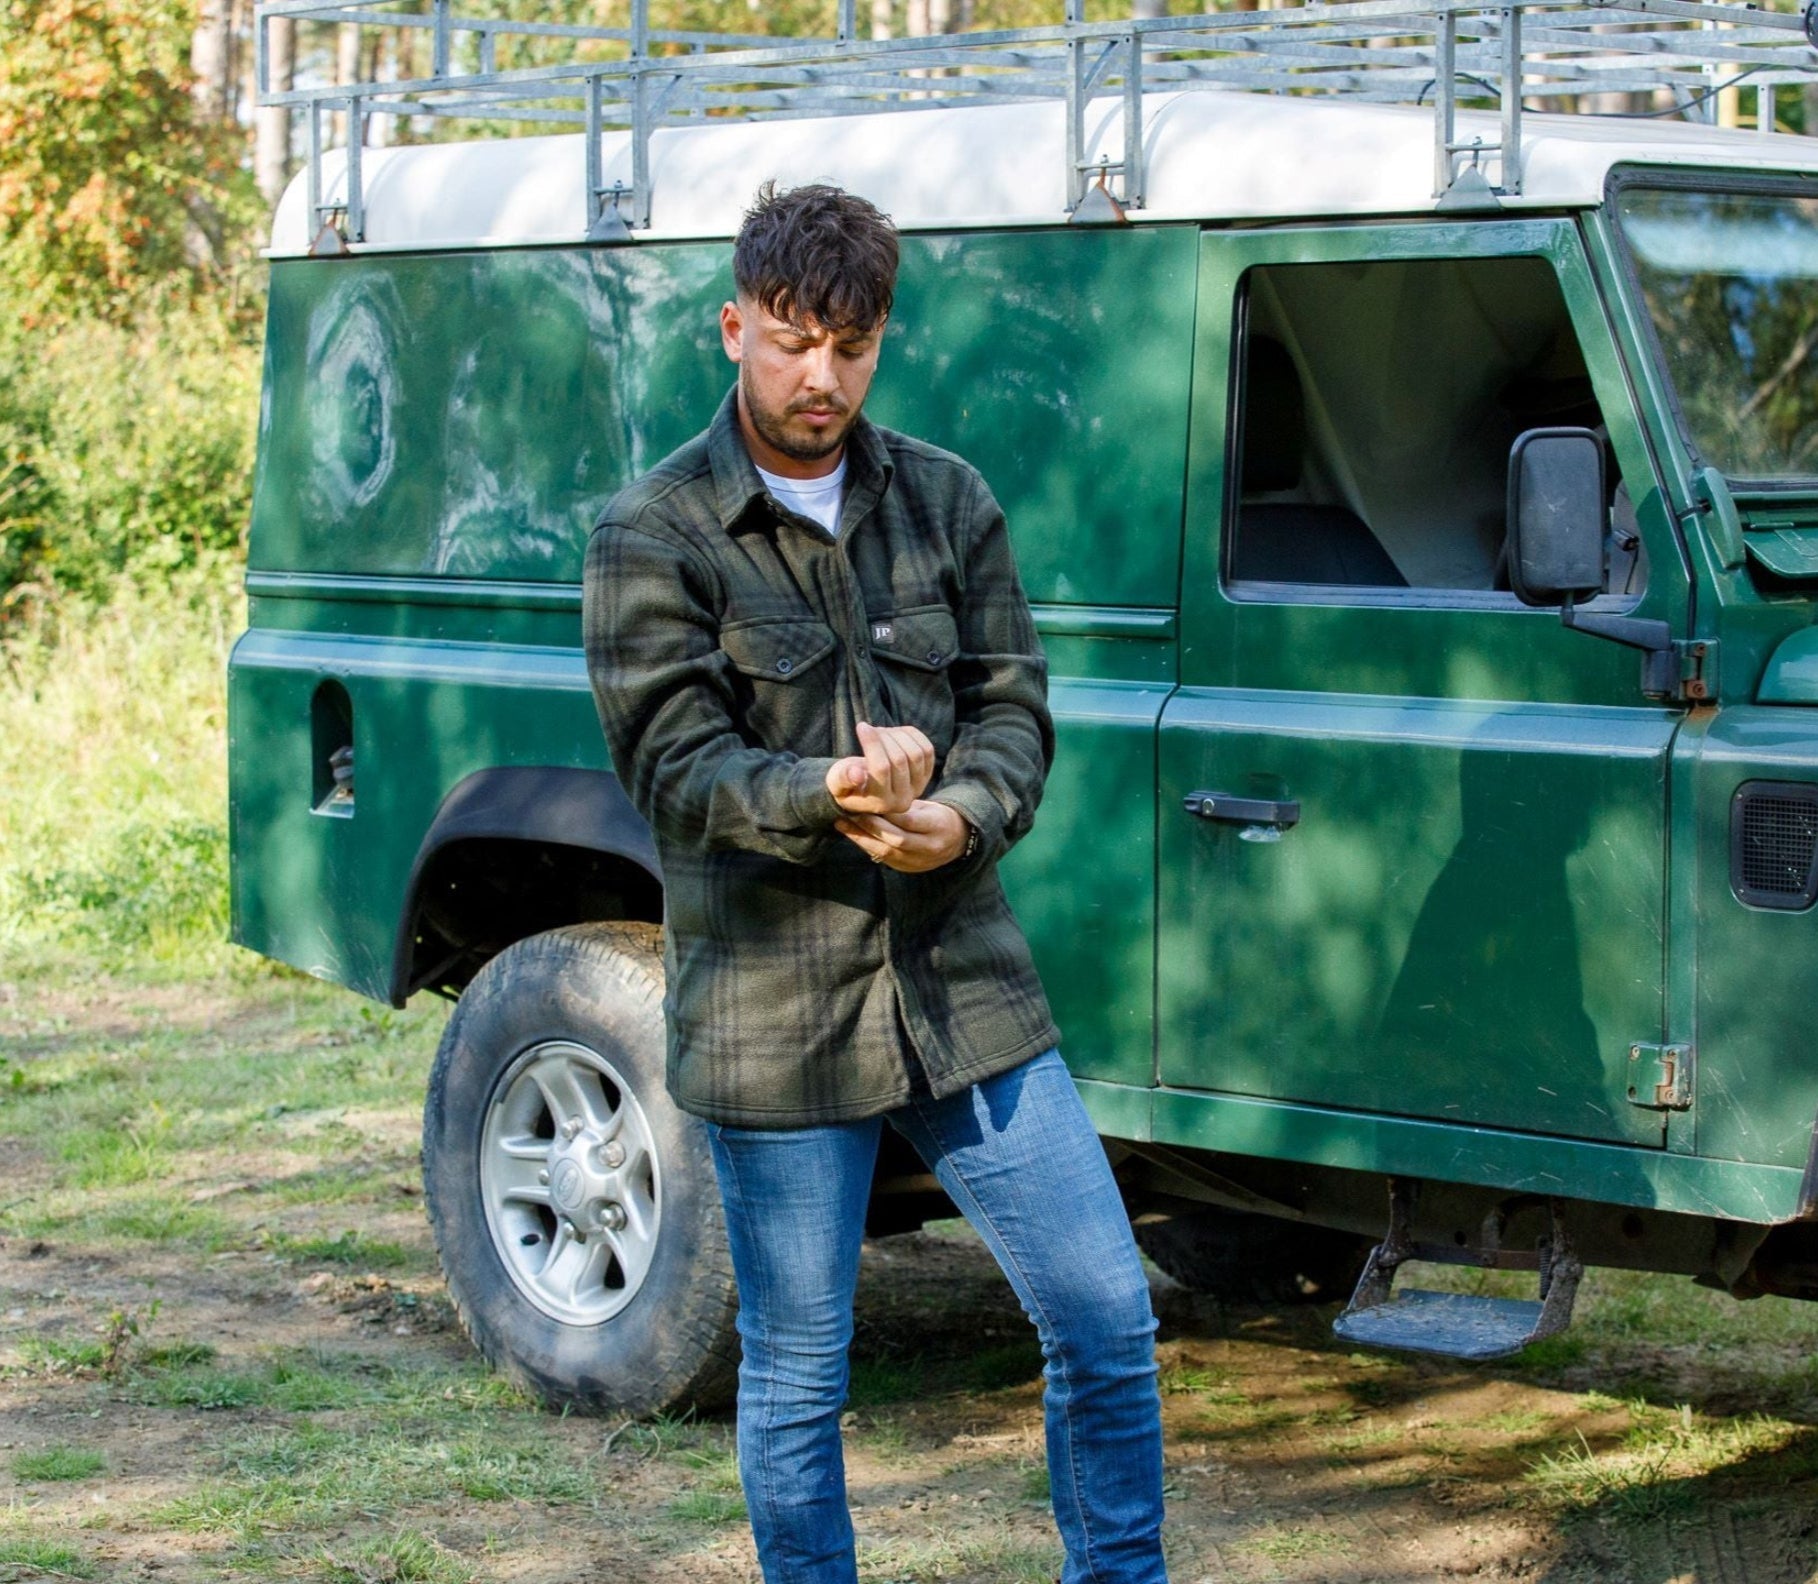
<box><xmin>1182</xmin><ymin>791</ymin><xmax>1301</xmax><ymax>837</ymax></box>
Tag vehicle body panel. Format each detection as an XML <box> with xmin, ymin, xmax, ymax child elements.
<box><xmin>1158</xmin><ymin>218</ymin><xmax>1689</xmax><ymax>1151</ymax></box>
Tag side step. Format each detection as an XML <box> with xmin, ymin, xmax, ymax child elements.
<box><xmin>1333</xmin><ymin>1182</ymin><xmax>1582</xmax><ymax>1362</ymax></box>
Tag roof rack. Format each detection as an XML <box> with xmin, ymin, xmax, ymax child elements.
<box><xmin>255</xmin><ymin>0</ymin><xmax>1818</xmax><ymax>244</ymax></box>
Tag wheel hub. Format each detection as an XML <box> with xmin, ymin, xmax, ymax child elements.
<box><xmin>478</xmin><ymin>1039</ymin><xmax>662</xmax><ymax>1326</ymax></box>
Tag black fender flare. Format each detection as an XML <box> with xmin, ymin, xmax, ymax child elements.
<box><xmin>389</xmin><ymin>766</ymin><xmax>660</xmax><ymax>1004</ymax></box>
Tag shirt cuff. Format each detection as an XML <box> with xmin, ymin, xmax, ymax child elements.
<box><xmin>928</xmin><ymin>780</ymin><xmax>1007</xmax><ymax>863</ymax></box>
<box><xmin>786</xmin><ymin>756</ymin><xmax>845</xmax><ymax>830</ymax></box>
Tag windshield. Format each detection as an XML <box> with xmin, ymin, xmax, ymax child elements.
<box><xmin>1615</xmin><ymin>184</ymin><xmax>1818</xmax><ymax>483</ymax></box>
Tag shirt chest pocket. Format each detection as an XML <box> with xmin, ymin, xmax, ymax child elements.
<box><xmin>718</xmin><ymin>617</ymin><xmax>839</xmax><ymax>757</ymax></box>
<box><xmin>868</xmin><ymin>605</ymin><xmax>958</xmax><ymax>753</ymax></box>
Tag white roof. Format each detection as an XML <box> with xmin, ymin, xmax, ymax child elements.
<box><xmin>269</xmin><ymin>89</ymin><xmax>1818</xmax><ymax>256</ymax></box>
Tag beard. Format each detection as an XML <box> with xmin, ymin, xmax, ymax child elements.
<box><xmin>741</xmin><ymin>363</ymin><xmax>857</xmax><ymax>464</ymax></box>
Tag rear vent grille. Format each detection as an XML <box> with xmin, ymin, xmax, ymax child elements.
<box><xmin>1732</xmin><ymin>781</ymin><xmax>1818</xmax><ymax>910</ymax></box>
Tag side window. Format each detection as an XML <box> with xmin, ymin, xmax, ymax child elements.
<box><xmin>1226</xmin><ymin>256</ymin><xmax>1643</xmax><ymax>599</ymax></box>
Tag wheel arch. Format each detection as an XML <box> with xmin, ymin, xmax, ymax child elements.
<box><xmin>390</xmin><ymin>766</ymin><xmax>663</xmax><ymax>1005</ymax></box>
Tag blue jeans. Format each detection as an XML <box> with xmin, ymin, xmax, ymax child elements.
<box><xmin>707</xmin><ymin>1049</ymin><xmax>1168</xmax><ymax>1584</ymax></box>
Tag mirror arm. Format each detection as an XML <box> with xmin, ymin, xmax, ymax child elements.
<box><xmin>1560</xmin><ymin>603</ymin><xmax>1670</xmax><ymax>654</ymax></box>
<box><xmin>1560</xmin><ymin>602</ymin><xmax>1678</xmax><ymax>698</ymax></box>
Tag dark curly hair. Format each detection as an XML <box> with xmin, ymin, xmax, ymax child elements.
<box><xmin>733</xmin><ymin>181</ymin><xmax>899</xmax><ymax>334</ymax></box>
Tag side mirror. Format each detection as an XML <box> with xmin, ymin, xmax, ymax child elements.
<box><xmin>1506</xmin><ymin>428</ymin><xmax>1606</xmax><ymax>606</ymax></box>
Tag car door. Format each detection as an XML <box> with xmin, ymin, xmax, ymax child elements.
<box><xmin>1157</xmin><ymin>218</ymin><xmax>1689</xmax><ymax>1148</ymax></box>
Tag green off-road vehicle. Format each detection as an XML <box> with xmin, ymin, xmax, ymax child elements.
<box><xmin>234</xmin><ymin>0</ymin><xmax>1818</xmax><ymax>1412</ymax></box>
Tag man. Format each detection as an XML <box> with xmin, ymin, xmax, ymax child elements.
<box><xmin>583</xmin><ymin>181</ymin><xmax>1167</xmax><ymax>1584</ymax></box>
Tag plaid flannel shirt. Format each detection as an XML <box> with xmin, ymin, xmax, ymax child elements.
<box><xmin>582</xmin><ymin>387</ymin><xmax>1058</xmax><ymax>1126</ymax></box>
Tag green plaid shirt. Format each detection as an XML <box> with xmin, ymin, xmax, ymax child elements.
<box><xmin>583</xmin><ymin>387</ymin><xmax>1058</xmax><ymax>1126</ymax></box>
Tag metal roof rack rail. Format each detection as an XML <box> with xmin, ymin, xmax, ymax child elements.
<box><xmin>255</xmin><ymin>0</ymin><xmax>1818</xmax><ymax>244</ymax></box>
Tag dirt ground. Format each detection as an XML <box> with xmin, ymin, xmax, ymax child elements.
<box><xmin>4</xmin><ymin>969</ymin><xmax>1818</xmax><ymax>1583</ymax></box>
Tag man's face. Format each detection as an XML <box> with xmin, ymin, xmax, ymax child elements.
<box><xmin>720</xmin><ymin>295</ymin><xmax>884</xmax><ymax>475</ymax></box>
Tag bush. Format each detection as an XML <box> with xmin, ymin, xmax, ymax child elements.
<box><xmin>0</xmin><ymin>569</ymin><xmax>239</xmax><ymax>959</ymax></box>
<box><xmin>0</xmin><ymin>298</ymin><xmax>259</xmax><ymax>606</ymax></box>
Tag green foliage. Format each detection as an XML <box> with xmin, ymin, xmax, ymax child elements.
<box><xmin>0</xmin><ymin>301</ymin><xmax>258</xmax><ymax>603</ymax></box>
<box><xmin>0</xmin><ymin>0</ymin><xmax>261</xmax><ymax>322</ymax></box>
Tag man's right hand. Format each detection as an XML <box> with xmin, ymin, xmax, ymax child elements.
<box><xmin>826</xmin><ymin>721</ymin><xmax>935</xmax><ymax>814</ymax></box>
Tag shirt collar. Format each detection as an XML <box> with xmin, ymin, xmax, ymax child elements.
<box><xmin>706</xmin><ymin>383</ymin><xmax>893</xmax><ymax>535</ymax></box>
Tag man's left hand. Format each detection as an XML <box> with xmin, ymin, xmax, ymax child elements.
<box><xmin>835</xmin><ymin>800</ymin><xmax>971</xmax><ymax>873</ymax></box>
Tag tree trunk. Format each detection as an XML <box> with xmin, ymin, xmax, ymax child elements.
<box><xmin>1131</xmin><ymin>0</ymin><xmax>1165</xmax><ymax>18</ymax></box>
<box><xmin>394</xmin><ymin>25</ymin><xmax>418</xmax><ymax>142</ymax></box>
<box><xmin>227</xmin><ymin>0</ymin><xmax>250</xmax><ymax>122</ymax></box>
<box><xmin>367</xmin><ymin>31</ymin><xmax>390</xmax><ymax>148</ymax></box>
<box><xmin>189</xmin><ymin>0</ymin><xmax>233</xmax><ymax>120</ymax></box>
<box><xmin>906</xmin><ymin>0</ymin><xmax>930</xmax><ymax>37</ymax></box>
<box><xmin>335</xmin><ymin>21</ymin><xmax>363</xmax><ymax>146</ymax></box>
<box><xmin>256</xmin><ymin>16</ymin><xmax>296</xmax><ymax>210</ymax></box>
<box><xmin>871</xmin><ymin>0</ymin><xmax>891</xmax><ymax>40</ymax></box>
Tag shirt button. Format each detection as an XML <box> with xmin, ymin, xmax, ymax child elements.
<box><xmin>776</xmin><ymin>657</ymin><xmax>793</xmax><ymax>675</ymax></box>
<box><xmin>927</xmin><ymin>650</ymin><xmax>942</xmax><ymax>665</ymax></box>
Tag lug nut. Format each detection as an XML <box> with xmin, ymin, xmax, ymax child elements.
<box><xmin>537</xmin><ymin>1169</ymin><xmax>550</xmax><ymax>1186</ymax></box>
<box><xmin>600</xmin><ymin>1140</ymin><xmax>626</xmax><ymax>1169</ymax></box>
<box><xmin>561</xmin><ymin>1119</ymin><xmax>583</xmax><ymax>1141</ymax></box>
<box><xmin>599</xmin><ymin>1202</ymin><xmax>628</xmax><ymax>1232</ymax></box>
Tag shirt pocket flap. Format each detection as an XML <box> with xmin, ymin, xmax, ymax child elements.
<box><xmin>868</xmin><ymin>607</ymin><xmax>959</xmax><ymax>673</ymax></box>
<box><xmin>719</xmin><ymin>618</ymin><xmax>837</xmax><ymax>682</ymax></box>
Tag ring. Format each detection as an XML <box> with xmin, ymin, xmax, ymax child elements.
<box><xmin>870</xmin><ymin>853</ymin><xmax>883</xmax><ymax>864</ymax></box>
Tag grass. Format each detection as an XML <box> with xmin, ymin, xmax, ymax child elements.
<box><xmin>125</xmin><ymin>1347</ymin><xmax>530</xmax><ymax>1416</ymax></box>
<box><xmin>845</xmin><ymin>1337</ymin><xmax>1043</xmax><ymax>1407</ymax></box>
<box><xmin>856</xmin><ymin>1533</ymin><xmax>1060</xmax><ymax>1584</ymax></box>
<box><xmin>11</xmin><ymin>1447</ymin><xmax>104</xmax><ymax>1482</ymax></box>
<box><xmin>150</xmin><ymin>1420</ymin><xmax>603</xmax><ymax>1539</ymax></box>
<box><xmin>269</xmin><ymin>1230</ymin><xmax>414</xmax><ymax>1270</ymax></box>
<box><xmin>1159</xmin><ymin>1363</ymin><xmax>1246</xmax><ymax>1404</ymax></box>
<box><xmin>1243</xmin><ymin>1525</ymin><xmax>1351</xmax><ymax>1563</ymax></box>
<box><xmin>315</xmin><ymin>1530</ymin><xmax>477</xmax><ymax>1584</ymax></box>
<box><xmin>0</xmin><ymin>968</ymin><xmax>446</xmax><ymax>1259</ymax></box>
<box><xmin>1522</xmin><ymin>1397</ymin><xmax>1818</xmax><ymax>1526</ymax></box>
<box><xmin>668</xmin><ymin>1490</ymin><xmax>748</xmax><ymax>1524</ymax></box>
<box><xmin>0</xmin><ymin>1537</ymin><xmax>92</xmax><ymax>1580</ymax></box>
<box><xmin>14</xmin><ymin>1338</ymin><xmax>106</xmax><ymax>1375</ymax></box>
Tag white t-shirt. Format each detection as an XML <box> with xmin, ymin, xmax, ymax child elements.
<box><xmin>756</xmin><ymin>456</ymin><xmax>847</xmax><ymax>538</ymax></box>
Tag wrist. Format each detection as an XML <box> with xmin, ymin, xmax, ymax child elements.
<box><xmin>928</xmin><ymin>784</ymin><xmax>1002</xmax><ymax>864</ymax></box>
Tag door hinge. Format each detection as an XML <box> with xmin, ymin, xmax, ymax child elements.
<box><xmin>1673</xmin><ymin>639</ymin><xmax>1715</xmax><ymax>703</ymax></box>
<box><xmin>1628</xmin><ymin>1042</ymin><xmax>1694</xmax><ymax>1110</ymax></box>
<box><xmin>1637</xmin><ymin>637</ymin><xmax>1715</xmax><ymax>702</ymax></box>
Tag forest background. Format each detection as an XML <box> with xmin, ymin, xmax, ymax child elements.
<box><xmin>1</xmin><ymin>0</ymin><xmax>1814</xmax><ymax>968</ymax></box>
